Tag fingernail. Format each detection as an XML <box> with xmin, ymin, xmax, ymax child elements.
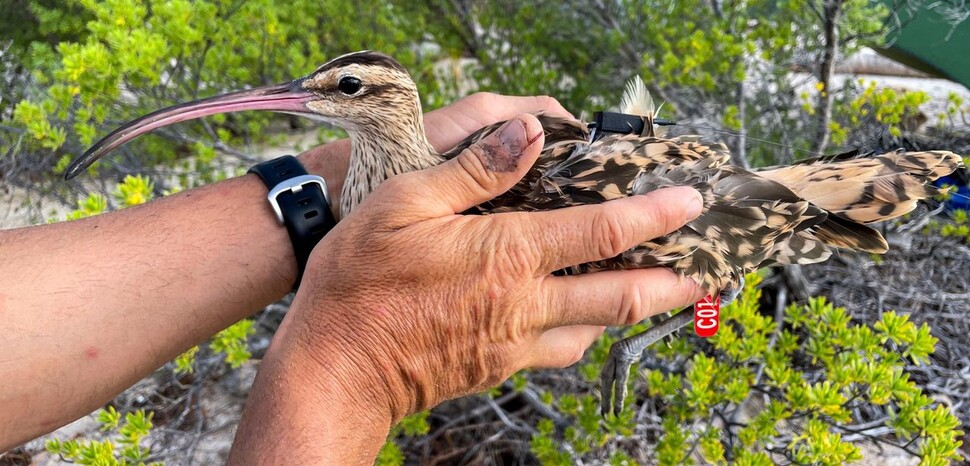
<box><xmin>498</xmin><ymin>117</ymin><xmax>526</xmax><ymax>147</ymax></box>
<box><xmin>480</xmin><ymin>118</ymin><xmax>528</xmax><ymax>172</ymax></box>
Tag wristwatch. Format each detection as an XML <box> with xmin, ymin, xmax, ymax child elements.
<box><xmin>248</xmin><ymin>155</ymin><xmax>337</xmax><ymax>289</ymax></box>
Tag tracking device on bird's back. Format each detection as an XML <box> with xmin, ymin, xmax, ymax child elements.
<box><xmin>249</xmin><ymin>155</ymin><xmax>337</xmax><ymax>290</ymax></box>
<box><xmin>588</xmin><ymin>111</ymin><xmax>677</xmax><ymax>141</ymax></box>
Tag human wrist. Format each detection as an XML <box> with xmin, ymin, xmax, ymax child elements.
<box><xmin>286</xmin><ymin>299</ymin><xmax>412</xmax><ymax>422</ymax></box>
<box><xmin>283</xmin><ymin>327</ymin><xmax>397</xmax><ymax>432</ymax></box>
<box><xmin>232</xmin><ymin>307</ymin><xmax>395</xmax><ymax>463</ymax></box>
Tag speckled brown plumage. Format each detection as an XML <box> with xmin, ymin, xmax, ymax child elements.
<box><xmin>440</xmin><ymin>112</ymin><xmax>959</xmax><ymax>294</ymax></box>
<box><xmin>68</xmin><ymin>51</ymin><xmax>964</xmax><ymax>298</ymax></box>
<box><xmin>66</xmin><ymin>50</ymin><xmax>966</xmax><ymax>417</ymax></box>
<box><xmin>294</xmin><ymin>53</ymin><xmax>962</xmax><ymax>296</ymax></box>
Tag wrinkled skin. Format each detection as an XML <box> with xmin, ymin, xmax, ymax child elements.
<box><xmin>0</xmin><ymin>92</ymin><xmax>701</xmax><ymax>462</ymax></box>
<box><xmin>232</xmin><ymin>114</ymin><xmax>705</xmax><ymax>463</ymax></box>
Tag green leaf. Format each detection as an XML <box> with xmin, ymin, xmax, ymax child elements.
<box><xmin>398</xmin><ymin>411</ymin><xmax>430</xmax><ymax>436</ymax></box>
<box><xmin>209</xmin><ymin>319</ymin><xmax>255</xmax><ymax>368</ymax></box>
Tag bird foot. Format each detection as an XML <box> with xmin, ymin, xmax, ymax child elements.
<box><xmin>599</xmin><ymin>310</ymin><xmax>693</xmax><ymax>416</ymax></box>
<box><xmin>718</xmin><ymin>276</ymin><xmax>745</xmax><ymax>306</ymax></box>
<box><xmin>599</xmin><ymin>278</ymin><xmax>745</xmax><ymax>416</ymax></box>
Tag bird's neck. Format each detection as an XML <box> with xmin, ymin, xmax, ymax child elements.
<box><xmin>340</xmin><ymin>114</ymin><xmax>443</xmax><ymax>218</ymax></box>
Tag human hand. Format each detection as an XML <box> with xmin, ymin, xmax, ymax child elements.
<box><xmin>297</xmin><ymin>93</ymin><xmax>573</xmax><ymax>212</ymax></box>
<box><xmin>421</xmin><ymin>92</ymin><xmax>573</xmax><ymax>150</ymax></box>
<box><xmin>232</xmin><ymin>112</ymin><xmax>704</xmax><ymax>462</ymax></box>
<box><xmin>290</xmin><ymin>113</ymin><xmax>703</xmax><ymax>417</ymax></box>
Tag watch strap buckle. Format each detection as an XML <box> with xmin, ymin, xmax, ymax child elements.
<box><xmin>266</xmin><ymin>174</ymin><xmax>329</xmax><ymax>224</ymax></box>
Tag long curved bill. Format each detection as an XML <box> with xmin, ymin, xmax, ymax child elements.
<box><xmin>65</xmin><ymin>78</ymin><xmax>317</xmax><ymax>180</ymax></box>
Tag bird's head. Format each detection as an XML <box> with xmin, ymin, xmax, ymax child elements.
<box><xmin>300</xmin><ymin>51</ymin><xmax>421</xmax><ymax>131</ymax></box>
<box><xmin>65</xmin><ymin>51</ymin><xmax>423</xmax><ymax>180</ymax></box>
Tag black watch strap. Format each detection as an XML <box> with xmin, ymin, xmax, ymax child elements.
<box><xmin>248</xmin><ymin>155</ymin><xmax>337</xmax><ymax>289</ymax></box>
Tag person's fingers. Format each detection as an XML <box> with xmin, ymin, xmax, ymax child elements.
<box><xmin>425</xmin><ymin>94</ymin><xmax>574</xmax><ymax>152</ymax></box>
<box><xmin>518</xmin><ymin>187</ymin><xmax>704</xmax><ymax>275</ymax></box>
<box><xmin>527</xmin><ymin>325</ymin><xmax>605</xmax><ymax>369</ymax></box>
<box><xmin>525</xmin><ymin>95</ymin><xmax>574</xmax><ymax>119</ymax></box>
<box><xmin>384</xmin><ymin>114</ymin><xmax>545</xmax><ymax>218</ymax></box>
<box><xmin>541</xmin><ymin>268</ymin><xmax>706</xmax><ymax>328</ymax></box>
<box><xmin>466</xmin><ymin>94</ymin><xmax>575</xmax><ymax>121</ymax></box>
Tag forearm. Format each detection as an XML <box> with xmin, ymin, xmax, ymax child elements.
<box><xmin>0</xmin><ymin>145</ymin><xmax>345</xmax><ymax>450</ymax></box>
<box><xmin>0</xmin><ymin>179</ymin><xmax>287</xmax><ymax>447</ymax></box>
<box><xmin>0</xmin><ymin>94</ymin><xmax>570</xmax><ymax>451</ymax></box>
<box><xmin>228</xmin><ymin>304</ymin><xmax>393</xmax><ymax>465</ymax></box>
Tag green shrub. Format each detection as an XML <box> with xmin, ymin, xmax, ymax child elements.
<box><xmin>376</xmin><ymin>411</ymin><xmax>431</xmax><ymax>466</ymax></box>
<box><xmin>5</xmin><ymin>0</ymin><xmax>448</xmax><ymax>191</ymax></box>
<box><xmin>46</xmin><ymin>407</ymin><xmax>161</xmax><ymax>466</ymax></box>
<box><xmin>529</xmin><ymin>274</ymin><xmax>963</xmax><ymax>465</ymax></box>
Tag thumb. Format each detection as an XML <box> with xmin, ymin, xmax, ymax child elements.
<box><xmin>406</xmin><ymin>114</ymin><xmax>545</xmax><ymax>216</ymax></box>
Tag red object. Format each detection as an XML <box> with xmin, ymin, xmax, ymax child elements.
<box><xmin>694</xmin><ymin>295</ymin><xmax>720</xmax><ymax>337</ymax></box>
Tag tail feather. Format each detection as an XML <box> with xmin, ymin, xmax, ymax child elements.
<box><xmin>756</xmin><ymin>150</ymin><xmax>963</xmax><ymax>223</ymax></box>
<box><xmin>811</xmin><ymin>211</ymin><xmax>888</xmax><ymax>253</ymax></box>
<box><xmin>619</xmin><ymin>76</ymin><xmax>654</xmax><ymax>118</ymax></box>
<box><xmin>618</xmin><ymin>76</ymin><xmax>665</xmax><ymax>137</ymax></box>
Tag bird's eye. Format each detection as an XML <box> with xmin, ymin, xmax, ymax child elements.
<box><xmin>338</xmin><ymin>76</ymin><xmax>362</xmax><ymax>95</ymax></box>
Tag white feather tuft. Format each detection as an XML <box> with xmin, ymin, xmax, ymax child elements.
<box><xmin>619</xmin><ymin>76</ymin><xmax>654</xmax><ymax>117</ymax></box>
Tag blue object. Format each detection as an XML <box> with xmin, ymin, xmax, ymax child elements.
<box><xmin>935</xmin><ymin>173</ymin><xmax>970</xmax><ymax>212</ymax></box>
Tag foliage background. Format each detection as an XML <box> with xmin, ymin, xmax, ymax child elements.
<box><xmin>2</xmin><ymin>0</ymin><xmax>969</xmax><ymax>464</ymax></box>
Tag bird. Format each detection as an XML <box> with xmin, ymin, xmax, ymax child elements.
<box><xmin>65</xmin><ymin>50</ymin><xmax>964</xmax><ymax>416</ymax></box>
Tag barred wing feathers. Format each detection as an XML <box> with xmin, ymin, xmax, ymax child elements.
<box><xmin>442</xmin><ymin>113</ymin><xmax>961</xmax><ymax>294</ymax></box>
<box><xmin>757</xmin><ymin>150</ymin><xmax>962</xmax><ymax>223</ymax></box>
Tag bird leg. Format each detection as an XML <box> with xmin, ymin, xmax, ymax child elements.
<box><xmin>599</xmin><ymin>310</ymin><xmax>692</xmax><ymax>416</ymax></box>
<box><xmin>718</xmin><ymin>276</ymin><xmax>745</xmax><ymax>304</ymax></box>
<box><xmin>599</xmin><ymin>276</ymin><xmax>744</xmax><ymax>416</ymax></box>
